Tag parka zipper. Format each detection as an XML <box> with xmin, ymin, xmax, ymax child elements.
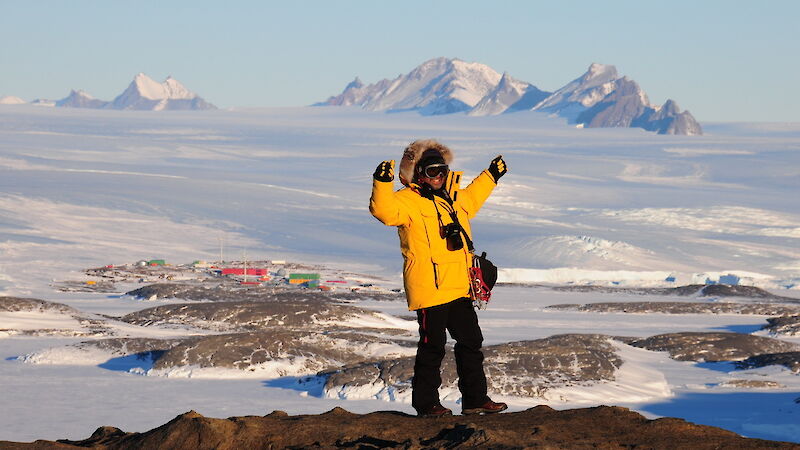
<box><xmin>432</xmin><ymin>263</ymin><xmax>439</xmax><ymax>289</ymax></box>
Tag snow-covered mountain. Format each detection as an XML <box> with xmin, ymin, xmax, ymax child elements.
<box><xmin>545</xmin><ymin>66</ymin><xmax>702</xmax><ymax>135</ymax></box>
<box><xmin>533</xmin><ymin>63</ymin><xmax>620</xmax><ymax>120</ymax></box>
<box><xmin>319</xmin><ymin>59</ymin><xmax>702</xmax><ymax>135</ymax></box>
<box><xmin>468</xmin><ymin>72</ymin><xmax>550</xmax><ymax>116</ymax></box>
<box><xmin>0</xmin><ymin>95</ymin><xmax>26</xmax><ymax>105</ymax></box>
<box><xmin>107</xmin><ymin>73</ymin><xmax>216</xmax><ymax>111</ymax></box>
<box><xmin>316</xmin><ymin>57</ymin><xmax>504</xmax><ymax>115</ymax></box>
<box><xmin>55</xmin><ymin>90</ymin><xmax>108</xmax><ymax>109</ymax></box>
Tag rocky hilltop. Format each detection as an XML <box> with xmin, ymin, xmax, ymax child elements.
<box><xmin>2</xmin><ymin>407</ymin><xmax>796</xmax><ymax>449</ymax></box>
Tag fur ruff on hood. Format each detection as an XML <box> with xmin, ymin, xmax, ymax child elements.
<box><xmin>399</xmin><ymin>139</ymin><xmax>454</xmax><ymax>186</ymax></box>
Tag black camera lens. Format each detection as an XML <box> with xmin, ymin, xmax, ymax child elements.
<box><xmin>442</xmin><ymin>223</ymin><xmax>463</xmax><ymax>251</ymax></box>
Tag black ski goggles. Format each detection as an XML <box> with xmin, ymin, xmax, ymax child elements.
<box><xmin>420</xmin><ymin>163</ymin><xmax>449</xmax><ymax>179</ymax></box>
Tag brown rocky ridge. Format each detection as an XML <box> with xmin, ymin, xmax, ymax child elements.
<box><xmin>2</xmin><ymin>406</ymin><xmax>797</xmax><ymax>449</ymax></box>
<box><xmin>625</xmin><ymin>332</ymin><xmax>800</xmax><ymax>362</ymax></box>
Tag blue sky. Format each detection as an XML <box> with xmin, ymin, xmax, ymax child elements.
<box><xmin>1</xmin><ymin>0</ymin><xmax>797</xmax><ymax>122</ymax></box>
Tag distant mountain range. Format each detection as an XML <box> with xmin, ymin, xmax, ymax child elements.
<box><xmin>3</xmin><ymin>74</ymin><xmax>216</xmax><ymax>111</ymax></box>
<box><xmin>316</xmin><ymin>58</ymin><xmax>702</xmax><ymax>135</ymax></box>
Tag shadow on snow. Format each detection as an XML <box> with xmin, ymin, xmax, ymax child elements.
<box><xmin>97</xmin><ymin>351</ymin><xmax>163</xmax><ymax>374</ymax></box>
<box><xmin>639</xmin><ymin>391</ymin><xmax>800</xmax><ymax>443</ymax></box>
<box><xmin>262</xmin><ymin>375</ymin><xmax>327</xmax><ymax>398</ymax></box>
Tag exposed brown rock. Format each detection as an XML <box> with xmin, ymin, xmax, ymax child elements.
<box><xmin>546</xmin><ymin>284</ymin><xmax>799</xmax><ymax>302</ymax></box>
<box><xmin>764</xmin><ymin>315</ymin><xmax>800</xmax><ymax>336</ymax></box>
<box><xmin>628</xmin><ymin>332</ymin><xmax>800</xmax><ymax>362</ymax></box>
<box><xmin>151</xmin><ymin>330</ymin><xmax>415</xmax><ymax>374</ymax></box>
<box><xmin>117</xmin><ymin>299</ymin><xmax>413</xmax><ymax>333</ymax></box>
<box><xmin>324</xmin><ymin>334</ymin><xmax>622</xmax><ymax>399</ymax></box>
<box><xmin>720</xmin><ymin>379</ymin><xmax>784</xmax><ymax>389</ymax></box>
<box><xmin>736</xmin><ymin>352</ymin><xmax>800</xmax><ymax>373</ymax></box>
<box><xmin>125</xmin><ymin>283</ymin><xmax>403</xmax><ymax>303</ymax></box>
<box><xmin>2</xmin><ymin>406</ymin><xmax>796</xmax><ymax>449</ymax></box>
<box><xmin>0</xmin><ymin>297</ymin><xmax>79</xmax><ymax>314</ymax></box>
<box><xmin>0</xmin><ymin>296</ymin><xmax>110</xmax><ymax>337</ymax></box>
<box><xmin>547</xmin><ymin>301</ymin><xmax>800</xmax><ymax>315</ymax></box>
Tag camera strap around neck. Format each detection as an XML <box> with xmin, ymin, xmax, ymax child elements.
<box><xmin>430</xmin><ymin>190</ymin><xmax>475</xmax><ymax>253</ymax></box>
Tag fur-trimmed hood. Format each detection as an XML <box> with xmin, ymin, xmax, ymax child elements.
<box><xmin>399</xmin><ymin>139</ymin><xmax>454</xmax><ymax>186</ymax></box>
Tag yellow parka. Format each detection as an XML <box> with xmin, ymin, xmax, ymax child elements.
<box><xmin>370</xmin><ymin>170</ymin><xmax>497</xmax><ymax>310</ymax></box>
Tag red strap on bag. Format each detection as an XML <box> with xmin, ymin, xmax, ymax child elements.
<box><xmin>469</xmin><ymin>254</ymin><xmax>492</xmax><ymax>309</ymax></box>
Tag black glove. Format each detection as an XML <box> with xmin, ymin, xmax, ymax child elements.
<box><xmin>373</xmin><ymin>160</ymin><xmax>395</xmax><ymax>182</ymax></box>
<box><xmin>488</xmin><ymin>155</ymin><xmax>507</xmax><ymax>182</ymax></box>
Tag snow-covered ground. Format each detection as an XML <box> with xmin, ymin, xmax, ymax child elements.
<box><xmin>0</xmin><ymin>105</ymin><xmax>799</xmax><ymax>443</ymax></box>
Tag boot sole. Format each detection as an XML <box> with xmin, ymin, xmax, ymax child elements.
<box><xmin>462</xmin><ymin>405</ymin><xmax>508</xmax><ymax>415</ymax></box>
<box><xmin>418</xmin><ymin>411</ymin><xmax>453</xmax><ymax>418</ymax></box>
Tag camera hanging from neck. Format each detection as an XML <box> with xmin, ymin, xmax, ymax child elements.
<box><xmin>430</xmin><ymin>189</ymin><xmax>474</xmax><ymax>253</ymax></box>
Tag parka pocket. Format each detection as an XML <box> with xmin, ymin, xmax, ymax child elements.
<box><xmin>431</xmin><ymin>258</ymin><xmax>469</xmax><ymax>292</ymax></box>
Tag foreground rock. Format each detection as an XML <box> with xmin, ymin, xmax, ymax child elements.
<box><xmin>324</xmin><ymin>334</ymin><xmax>622</xmax><ymax>400</ymax></box>
<box><xmin>547</xmin><ymin>301</ymin><xmax>800</xmax><ymax>316</ymax></box>
<box><xmin>626</xmin><ymin>332</ymin><xmax>799</xmax><ymax>362</ymax></box>
<box><xmin>3</xmin><ymin>407</ymin><xmax>796</xmax><ymax>449</ymax></box>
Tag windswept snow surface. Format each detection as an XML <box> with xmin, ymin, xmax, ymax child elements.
<box><xmin>1</xmin><ymin>106</ymin><xmax>799</xmax><ymax>443</ymax></box>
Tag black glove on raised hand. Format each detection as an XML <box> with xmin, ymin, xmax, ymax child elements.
<box><xmin>488</xmin><ymin>155</ymin><xmax>507</xmax><ymax>182</ymax></box>
<box><xmin>373</xmin><ymin>160</ymin><xmax>395</xmax><ymax>182</ymax></box>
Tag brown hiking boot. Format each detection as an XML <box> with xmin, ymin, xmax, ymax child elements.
<box><xmin>417</xmin><ymin>404</ymin><xmax>453</xmax><ymax>418</ymax></box>
<box><xmin>462</xmin><ymin>399</ymin><xmax>508</xmax><ymax>415</ymax></box>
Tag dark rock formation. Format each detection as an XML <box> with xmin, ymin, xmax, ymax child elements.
<box><xmin>149</xmin><ymin>330</ymin><xmax>414</xmax><ymax>374</ymax></box>
<box><xmin>324</xmin><ymin>334</ymin><xmax>622</xmax><ymax>399</ymax></box>
<box><xmin>117</xmin><ymin>298</ymin><xmax>412</xmax><ymax>333</ymax></box>
<box><xmin>3</xmin><ymin>407</ymin><xmax>796</xmax><ymax>449</ymax></box>
<box><xmin>547</xmin><ymin>301</ymin><xmax>800</xmax><ymax>316</ymax></box>
<box><xmin>545</xmin><ymin>283</ymin><xmax>800</xmax><ymax>303</ymax></box>
<box><xmin>0</xmin><ymin>296</ymin><xmax>110</xmax><ymax>337</ymax></box>
<box><xmin>763</xmin><ymin>315</ymin><xmax>800</xmax><ymax>336</ymax></box>
<box><xmin>0</xmin><ymin>297</ymin><xmax>78</xmax><ymax>314</ymax></box>
<box><xmin>736</xmin><ymin>352</ymin><xmax>800</xmax><ymax>373</ymax></box>
<box><xmin>125</xmin><ymin>282</ymin><xmax>404</xmax><ymax>303</ymax></box>
<box><xmin>627</xmin><ymin>332</ymin><xmax>799</xmax><ymax>362</ymax></box>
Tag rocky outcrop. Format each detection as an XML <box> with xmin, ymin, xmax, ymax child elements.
<box><xmin>0</xmin><ymin>296</ymin><xmax>110</xmax><ymax>337</ymax></box>
<box><xmin>149</xmin><ymin>330</ymin><xmax>415</xmax><ymax>375</ymax></box>
<box><xmin>117</xmin><ymin>299</ymin><xmax>412</xmax><ymax>333</ymax></box>
<box><xmin>548</xmin><ymin>284</ymin><xmax>800</xmax><ymax>303</ymax></box>
<box><xmin>627</xmin><ymin>332</ymin><xmax>799</xmax><ymax>362</ymax></box>
<box><xmin>8</xmin><ymin>407</ymin><xmax>796</xmax><ymax>449</ymax></box>
<box><xmin>763</xmin><ymin>315</ymin><xmax>800</xmax><ymax>336</ymax></box>
<box><xmin>125</xmin><ymin>282</ymin><xmax>404</xmax><ymax>303</ymax></box>
<box><xmin>736</xmin><ymin>352</ymin><xmax>800</xmax><ymax>373</ymax></box>
<box><xmin>323</xmin><ymin>334</ymin><xmax>622</xmax><ymax>399</ymax></box>
<box><xmin>547</xmin><ymin>301</ymin><xmax>800</xmax><ymax>316</ymax></box>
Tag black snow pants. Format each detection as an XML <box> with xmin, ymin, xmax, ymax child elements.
<box><xmin>411</xmin><ymin>297</ymin><xmax>489</xmax><ymax>412</ymax></box>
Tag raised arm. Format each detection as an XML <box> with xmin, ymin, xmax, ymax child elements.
<box><xmin>369</xmin><ymin>160</ymin><xmax>412</xmax><ymax>227</ymax></box>
<box><xmin>460</xmin><ymin>155</ymin><xmax>507</xmax><ymax>218</ymax></box>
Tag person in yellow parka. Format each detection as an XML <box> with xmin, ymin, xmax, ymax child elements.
<box><xmin>370</xmin><ymin>139</ymin><xmax>508</xmax><ymax>417</ymax></box>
